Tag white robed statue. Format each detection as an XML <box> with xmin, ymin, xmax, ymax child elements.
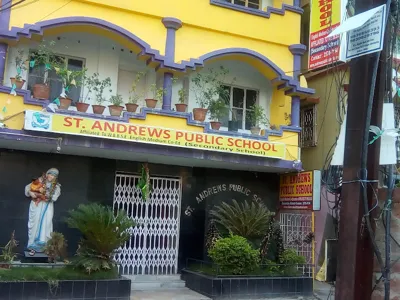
<box><xmin>25</xmin><ymin>168</ymin><xmax>61</xmax><ymax>255</ymax></box>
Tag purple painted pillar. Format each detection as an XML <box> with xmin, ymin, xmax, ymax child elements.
<box><xmin>0</xmin><ymin>43</ymin><xmax>8</xmax><ymax>85</ymax></box>
<box><xmin>161</xmin><ymin>17</ymin><xmax>182</xmax><ymax>110</ymax></box>
<box><xmin>289</xmin><ymin>44</ymin><xmax>307</xmax><ymax>127</ymax></box>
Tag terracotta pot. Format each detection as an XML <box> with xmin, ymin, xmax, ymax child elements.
<box><xmin>145</xmin><ymin>99</ymin><xmax>158</xmax><ymax>108</ymax></box>
<box><xmin>109</xmin><ymin>105</ymin><xmax>124</xmax><ymax>117</ymax></box>
<box><xmin>32</xmin><ymin>84</ymin><xmax>50</xmax><ymax>100</ymax></box>
<box><xmin>76</xmin><ymin>102</ymin><xmax>90</xmax><ymax>113</ymax></box>
<box><xmin>10</xmin><ymin>78</ymin><xmax>25</xmax><ymax>89</ymax></box>
<box><xmin>125</xmin><ymin>103</ymin><xmax>139</xmax><ymax>113</ymax></box>
<box><xmin>250</xmin><ymin>126</ymin><xmax>261</xmax><ymax>135</ymax></box>
<box><xmin>92</xmin><ymin>105</ymin><xmax>106</xmax><ymax>115</ymax></box>
<box><xmin>193</xmin><ymin>108</ymin><xmax>208</xmax><ymax>122</ymax></box>
<box><xmin>175</xmin><ymin>103</ymin><xmax>188</xmax><ymax>112</ymax></box>
<box><xmin>59</xmin><ymin>97</ymin><xmax>72</xmax><ymax>110</ymax></box>
<box><xmin>210</xmin><ymin>121</ymin><xmax>221</xmax><ymax>130</ymax></box>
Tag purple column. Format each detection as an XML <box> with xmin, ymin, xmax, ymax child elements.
<box><xmin>162</xmin><ymin>17</ymin><xmax>182</xmax><ymax>110</ymax></box>
<box><xmin>289</xmin><ymin>44</ymin><xmax>307</xmax><ymax>127</ymax></box>
<box><xmin>0</xmin><ymin>43</ymin><xmax>8</xmax><ymax>85</ymax></box>
<box><xmin>162</xmin><ymin>72</ymin><xmax>173</xmax><ymax>110</ymax></box>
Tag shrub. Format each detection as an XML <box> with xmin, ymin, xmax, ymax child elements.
<box><xmin>210</xmin><ymin>200</ymin><xmax>275</xmax><ymax>240</ymax></box>
<box><xmin>208</xmin><ymin>234</ymin><xmax>260</xmax><ymax>275</ymax></box>
<box><xmin>44</xmin><ymin>232</ymin><xmax>68</xmax><ymax>263</ymax></box>
<box><xmin>280</xmin><ymin>248</ymin><xmax>306</xmax><ymax>276</ymax></box>
<box><xmin>65</xmin><ymin>203</ymin><xmax>135</xmax><ymax>274</ymax></box>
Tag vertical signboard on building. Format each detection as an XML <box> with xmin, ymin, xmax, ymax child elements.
<box><xmin>279</xmin><ymin>170</ymin><xmax>321</xmax><ymax>210</ymax></box>
<box><xmin>308</xmin><ymin>0</ymin><xmax>343</xmax><ymax>70</ymax></box>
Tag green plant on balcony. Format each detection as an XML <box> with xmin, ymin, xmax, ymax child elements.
<box><xmin>54</xmin><ymin>63</ymin><xmax>86</xmax><ymax>110</ymax></box>
<box><xmin>208</xmin><ymin>98</ymin><xmax>228</xmax><ymax>130</ymax></box>
<box><xmin>247</xmin><ymin>104</ymin><xmax>269</xmax><ymax>135</ymax></box>
<box><xmin>29</xmin><ymin>40</ymin><xmax>57</xmax><ymax>100</ymax></box>
<box><xmin>65</xmin><ymin>203</ymin><xmax>135</xmax><ymax>274</ymax></box>
<box><xmin>108</xmin><ymin>94</ymin><xmax>124</xmax><ymax>117</ymax></box>
<box><xmin>83</xmin><ymin>73</ymin><xmax>112</xmax><ymax>114</ymax></box>
<box><xmin>191</xmin><ymin>66</ymin><xmax>231</xmax><ymax>122</ymax></box>
<box><xmin>126</xmin><ymin>71</ymin><xmax>145</xmax><ymax>113</ymax></box>
<box><xmin>175</xmin><ymin>88</ymin><xmax>188</xmax><ymax>112</ymax></box>
<box><xmin>145</xmin><ymin>83</ymin><xmax>166</xmax><ymax>109</ymax></box>
<box><xmin>10</xmin><ymin>50</ymin><xmax>27</xmax><ymax>90</ymax></box>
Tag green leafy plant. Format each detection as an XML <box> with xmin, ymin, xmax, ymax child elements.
<box><xmin>14</xmin><ymin>50</ymin><xmax>27</xmax><ymax>81</ymax></box>
<box><xmin>210</xmin><ymin>200</ymin><xmax>275</xmax><ymax>240</ymax></box>
<box><xmin>0</xmin><ymin>231</ymin><xmax>18</xmax><ymax>263</ymax></box>
<box><xmin>128</xmin><ymin>71</ymin><xmax>145</xmax><ymax>104</ymax></box>
<box><xmin>137</xmin><ymin>163</ymin><xmax>151</xmax><ymax>201</ymax></box>
<box><xmin>279</xmin><ymin>248</ymin><xmax>306</xmax><ymax>276</ymax></box>
<box><xmin>191</xmin><ymin>66</ymin><xmax>231</xmax><ymax>109</ymax></box>
<box><xmin>44</xmin><ymin>232</ymin><xmax>68</xmax><ymax>263</ymax></box>
<box><xmin>208</xmin><ymin>98</ymin><xmax>228</xmax><ymax>121</ymax></box>
<box><xmin>30</xmin><ymin>40</ymin><xmax>57</xmax><ymax>84</ymax></box>
<box><xmin>178</xmin><ymin>88</ymin><xmax>187</xmax><ymax>104</ymax></box>
<box><xmin>149</xmin><ymin>83</ymin><xmax>165</xmax><ymax>102</ymax></box>
<box><xmin>54</xmin><ymin>64</ymin><xmax>86</xmax><ymax>97</ymax></box>
<box><xmin>84</xmin><ymin>73</ymin><xmax>112</xmax><ymax>105</ymax></box>
<box><xmin>65</xmin><ymin>203</ymin><xmax>135</xmax><ymax>274</ymax></box>
<box><xmin>208</xmin><ymin>234</ymin><xmax>260</xmax><ymax>275</ymax></box>
<box><xmin>247</xmin><ymin>104</ymin><xmax>269</xmax><ymax>128</ymax></box>
<box><xmin>109</xmin><ymin>94</ymin><xmax>124</xmax><ymax>107</ymax></box>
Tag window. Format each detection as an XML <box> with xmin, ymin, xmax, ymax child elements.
<box><xmin>223</xmin><ymin>0</ymin><xmax>260</xmax><ymax>9</ymax></box>
<box><xmin>27</xmin><ymin>53</ymin><xmax>85</xmax><ymax>103</ymax></box>
<box><xmin>300</xmin><ymin>105</ymin><xmax>317</xmax><ymax>148</ymax></box>
<box><xmin>220</xmin><ymin>85</ymin><xmax>258</xmax><ymax>130</ymax></box>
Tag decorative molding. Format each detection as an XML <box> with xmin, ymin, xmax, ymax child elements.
<box><xmin>210</xmin><ymin>0</ymin><xmax>303</xmax><ymax>18</ymax></box>
<box><xmin>0</xmin><ymin>85</ymin><xmax>49</xmax><ymax>108</ymax></box>
<box><xmin>289</xmin><ymin>44</ymin><xmax>307</xmax><ymax>56</ymax></box>
<box><xmin>162</xmin><ymin>17</ymin><xmax>182</xmax><ymax>30</ymax></box>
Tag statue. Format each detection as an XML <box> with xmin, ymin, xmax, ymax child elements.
<box><xmin>25</xmin><ymin>168</ymin><xmax>61</xmax><ymax>256</ymax></box>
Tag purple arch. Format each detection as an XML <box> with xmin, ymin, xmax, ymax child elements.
<box><xmin>0</xmin><ymin>16</ymin><xmax>164</xmax><ymax>63</ymax></box>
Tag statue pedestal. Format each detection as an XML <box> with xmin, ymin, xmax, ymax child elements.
<box><xmin>23</xmin><ymin>251</ymin><xmax>48</xmax><ymax>263</ymax></box>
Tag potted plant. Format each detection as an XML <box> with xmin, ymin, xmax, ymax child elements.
<box><xmin>54</xmin><ymin>64</ymin><xmax>86</xmax><ymax>110</ymax></box>
<box><xmin>126</xmin><ymin>72</ymin><xmax>145</xmax><ymax>113</ymax></box>
<box><xmin>145</xmin><ymin>83</ymin><xmax>165</xmax><ymax>108</ymax></box>
<box><xmin>191</xmin><ymin>66</ymin><xmax>230</xmax><ymax>122</ymax></box>
<box><xmin>208</xmin><ymin>98</ymin><xmax>228</xmax><ymax>130</ymax></box>
<box><xmin>86</xmin><ymin>73</ymin><xmax>112</xmax><ymax>115</ymax></box>
<box><xmin>109</xmin><ymin>94</ymin><xmax>124</xmax><ymax>116</ymax></box>
<box><xmin>10</xmin><ymin>50</ymin><xmax>27</xmax><ymax>90</ymax></box>
<box><xmin>30</xmin><ymin>41</ymin><xmax>57</xmax><ymax>100</ymax></box>
<box><xmin>248</xmin><ymin>104</ymin><xmax>269</xmax><ymax>135</ymax></box>
<box><xmin>174</xmin><ymin>88</ymin><xmax>187</xmax><ymax>112</ymax></box>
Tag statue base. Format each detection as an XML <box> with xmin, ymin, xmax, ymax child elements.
<box><xmin>23</xmin><ymin>251</ymin><xmax>49</xmax><ymax>263</ymax></box>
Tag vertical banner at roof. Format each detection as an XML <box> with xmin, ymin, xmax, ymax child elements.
<box><xmin>308</xmin><ymin>0</ymin><xmax>343</xmax><ymax>70</ymax></box>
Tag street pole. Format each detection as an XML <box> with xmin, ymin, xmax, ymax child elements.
<box><xmin>335</xmin><ymin>0</ymin><xmax>389</xmax><ymax>298</ymax></box>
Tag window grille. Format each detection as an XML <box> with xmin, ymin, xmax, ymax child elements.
<box><xmin>300</xmin><ymin>105</ymin><xmax>317</xmax><ymax>148</ymax></box>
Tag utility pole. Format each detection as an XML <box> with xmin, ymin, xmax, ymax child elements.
<box><xmin>335</xmin><ymin>0</ymin><xmax>389</xmax><ymax>298</ymax></box>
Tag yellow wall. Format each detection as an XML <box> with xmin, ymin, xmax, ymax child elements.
<box><xmin>0</xmin><ymin>94</ymin><xmax>42</xmax><ymax>129</ymax></box>
<box><xmin>9</xmin><ymin>0</ymin><xmax>300</xmax><ymax>72</ymax></box>
<box><xmin>301</xmin><ymin>71</ymin><xmax>349</xmax><ymax>170</ymax></box>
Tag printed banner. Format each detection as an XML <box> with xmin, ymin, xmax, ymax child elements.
<box><xmin>24</xmin><ymin>110</ymin><xmax>286</xmax><ymax>159</ymax></box>
<box><xmin>279</xmin><ymin>170</ymin><xmax>321</xmax><ymax>210</ymax></box>
<box><xmin>309</xmin><ymin>0</ymin><xmax>343</xmax><ymax>70</ymax></box>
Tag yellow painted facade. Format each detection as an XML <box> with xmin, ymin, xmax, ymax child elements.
<box><xmin>0</xmin><ymin>0</ymin><xmax>312</xmax><ymax>167</ymax></box>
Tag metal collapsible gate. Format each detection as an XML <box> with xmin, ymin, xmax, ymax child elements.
<box><xmin>280</xmin><ymin>212</ymin><xmax>313</xmax><ymax>276</ymax></box>
<box><xmin>113</xmin><ymin>173</ymin><xmax>182</xmax><ymax>275</ymax></box>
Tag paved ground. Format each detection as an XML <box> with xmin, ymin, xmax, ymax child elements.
<box><xmin>130</xmin><ymin>281</ymin><xmax>335</xmax><ymax>300</ymax></box>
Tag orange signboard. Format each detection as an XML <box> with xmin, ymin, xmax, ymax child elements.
<box><xmin>279</xmin><ymin>171</ymin><xmax>321</xmax><ymax>210</ymax></box>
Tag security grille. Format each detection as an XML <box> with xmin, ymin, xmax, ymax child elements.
<box><xmin>113</xmin><ymin>173</ymin><xmax>182</xmax><ymax>275</ymax></box>
<box><xmin>280</xmin><ymin>212</ymin><xmax>313</xmax><ymax>276</ymax></box>
<box><xmin>300</xmin><ymin>105</ymin><xmax>317</xmax><ymax>148</ymax></box>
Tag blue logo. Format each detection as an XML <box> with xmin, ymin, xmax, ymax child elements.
<box><xmin>31</xmin><ymin>112</ymin><xmax>51</xmax><ymax>130</ymax></box>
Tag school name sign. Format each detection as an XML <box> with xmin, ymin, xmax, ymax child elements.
<box><xmin>24</xmin><ymin>110</ymin><xmax>286</xmax><ymax>159</ymax></box>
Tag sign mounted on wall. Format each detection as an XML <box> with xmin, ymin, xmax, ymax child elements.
<box><xmin>279</xmin><ymin>170</ymin><xmax>321</xmax><ymax>210</ymax></box>
<box><xmin>24</xmin><ymin>110</ymin><xmax>286</xmax><ymax>159</ymax></box>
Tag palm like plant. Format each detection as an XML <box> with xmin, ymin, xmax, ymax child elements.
<box><xmin>66</xmin><ymin>204</ymin><xmax>135</xmax><ymax>274</ymax></box>
<box><xmin>210</xmin><ymin>200</ymin><xmax>274</xmax><ymax>240</ymax></box>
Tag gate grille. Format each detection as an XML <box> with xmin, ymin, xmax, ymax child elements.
<box><xmin>113</xmin><ymin>173</ymin><xmax>182</xmax><ymax>275</ymax></box>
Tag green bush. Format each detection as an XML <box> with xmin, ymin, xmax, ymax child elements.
<box><xmin>208</xmin><ymin>234</ymin><xmax>260</xmax><ymax>275</ymax></box>
<box><xmin>280</xmin><ymin>248</ymin><xmax>306</xmax><ymax>276</ymax></box>
<box><xmin>65</xmin><ymin>203</ymin><xmax>135</xmax><ymax>274</ymax></box>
